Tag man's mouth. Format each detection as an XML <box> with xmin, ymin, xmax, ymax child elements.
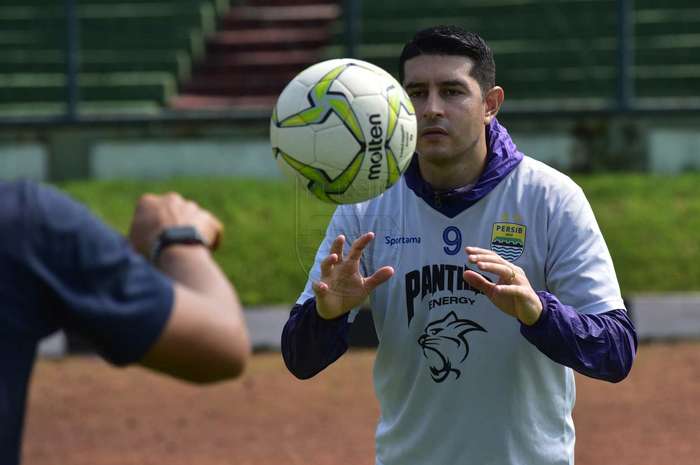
<box><xmin>421</xmin><ymin>127</ymin><xmax>448</xmax><ymax>141</ymax></box>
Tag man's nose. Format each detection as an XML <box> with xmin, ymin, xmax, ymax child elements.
<box><xmin>423</xmin><ymin>92</ymin><xmax>444</xmax><ymax>119</ymax></box>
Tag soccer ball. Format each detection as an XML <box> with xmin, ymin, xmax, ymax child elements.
<box><xmin>270</xmin><ymin>58</ymin><xmax>417</xmax><ymax>204</ymax></box>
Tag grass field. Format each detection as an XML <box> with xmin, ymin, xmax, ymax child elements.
<box><xmin>574</xmin><ymin>174</ymin><xmax>700</xmax><ymax>294</ymax></box>
<box><xmin>60</xmin><ymin>178</ymin><xmax>335</xmax><ymax>305</ymax></box>
<box><xmin>56</xmin><ymin>173</ymin><xmax>700</xmax><ymax>305</ymax></box>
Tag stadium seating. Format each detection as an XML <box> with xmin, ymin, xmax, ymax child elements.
<box><xmin>320</xmin><ymin>0</ymin><xmax>700</xmax><ymax>110</ymax></box>
<box><xmin>171</xmin><ymin>0</ymin><xmax>340</xmax><ymax>110</ymax></box>
<box><xmin>0</xmin><ymin>0</ymin><xmax>697</xmax><ymax>116</ymax></box>
<box><xmin>0</xmin><ymin>0</ymin><xmax>226</xmax><ymax>116</ymax></box>
<box><xmin>633</xmin><ymin>0</ymin><xmax>700</xmax><ymax>101</ymax></box>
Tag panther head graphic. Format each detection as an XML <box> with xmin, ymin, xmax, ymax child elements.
<box><xmin>417</xmin><ymin>311</ymin><xmax>487</xmax><ymax>383</ymax></box>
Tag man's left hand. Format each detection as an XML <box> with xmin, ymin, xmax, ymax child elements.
<box><xmin>463</xmin><ymin>247</ymin><xmax>543</xmax><ymax>325</ymax></box>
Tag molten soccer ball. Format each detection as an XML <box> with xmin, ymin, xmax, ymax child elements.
<box><xmin>270</xmin><ymin>58</ymin><xmax>417</xmax><ymax>204</ymax></box>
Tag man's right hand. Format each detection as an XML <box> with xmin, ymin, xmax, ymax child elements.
<box><xmin>128</xmin><ymin>192</ymin><xmax>223</xmax><ymax>258</ymax></box>
<box><xmin>312</xmin><ymin>232</ymin><xmax>394</xmax><ymax>320</ymax></box>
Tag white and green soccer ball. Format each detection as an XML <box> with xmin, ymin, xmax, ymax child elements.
<box><xmin>270</xmin><ymin>58</ymin><xmax>417</xmax><ymax>204</ymax></box>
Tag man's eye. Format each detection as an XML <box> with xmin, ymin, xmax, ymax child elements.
<box><xmin>408</xmin><ymin>91</ymin><xmax>424</xmax><ymax>98</ymax></box>
<box><xmin>445</xmin><ymin>89</ymin><xmax>461</xmax><ymax>96</ymax></box>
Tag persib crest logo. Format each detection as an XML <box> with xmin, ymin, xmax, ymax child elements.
<box><xmin>491</xmin><ymin>223</ymin><xmax>526</xmax><ymax>262</ymax></box>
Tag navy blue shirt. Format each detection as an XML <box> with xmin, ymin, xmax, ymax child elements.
<box><xmin>0</xmin><ymin>180</ymin><xmax>173</xmax><ymax>465</ymax></box>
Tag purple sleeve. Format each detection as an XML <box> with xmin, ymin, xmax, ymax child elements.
<box><xmin>281</xmin><ymin>297</ymin><xmax>351</xmax><ymax>379</ymax></box>
<box><xmin>520</xmin><ymin>291</ymin><xmax>638</xmax><ymax>383</ymax></box>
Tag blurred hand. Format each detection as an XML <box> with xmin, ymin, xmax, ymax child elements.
<box><xmin>128</xmin><ymin>192</ymin><xmax>223</xmax><ymax>257</ymax></box>
<box><xmin>462</xmin><ymin>247</ymin><xmax>543</xmax><ymax>325</ymax></box>
<box><xmin>312</xmin><ymin>232</ymin><xmax>394</xmax><ymax>320</ymax></box>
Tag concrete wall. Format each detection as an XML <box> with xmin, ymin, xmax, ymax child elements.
<box><xmin>1</xmin><ymin>116</ymin><xmax>699</xmax><ymax>183</ymax></box>
<box><xmin>91</xmin><ymin>139</ymin><xmax>282</xmax><ymax>180</ymax></box>
<box><xmin>0</xmin><ymin>120</ymin><xmax>276</xmax><ymax>182</ymax></box>
<box><xmin>649</xmin><ymin>130</ymin><xmax>700</xmax><ymax>173</ymax></box>
<box><xmin>0</xmin><ymin>143</ymin><xmax>48</xmax><ymax>181</ymax></box>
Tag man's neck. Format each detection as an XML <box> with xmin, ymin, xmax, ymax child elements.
<box><xmin>417</xmin><ymin>140</ymin><xmax>488</xmax><ymax>190</ymax></box>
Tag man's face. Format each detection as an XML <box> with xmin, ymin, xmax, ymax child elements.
<box><xmin>403</xmin><ymin>55</ymin><xmax>488</xmax><ymax>166</ymax></box>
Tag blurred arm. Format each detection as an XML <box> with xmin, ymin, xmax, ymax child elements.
<box><xmin>25</xmin><ymin>185</ymin><xmax>250</xmax><ymax>384</ymax></box>
<box><xmin>138</xmin><ymin>245</ymin><xmax>251</xmax><ymax>384</ymax></box>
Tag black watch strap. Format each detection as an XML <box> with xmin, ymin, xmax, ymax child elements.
<box><xmin>150</xmin><ymin>226</ymin><xmax>207</xmax><ymax>265</ymax></box>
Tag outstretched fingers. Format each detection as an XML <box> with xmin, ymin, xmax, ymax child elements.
<box><xmin>314</xmin><ymin>250</ymin><xmax>341</xmax><ymax>294</ymax></box>
<box><xmin>491</xmin><ymin>283</ymin><xmax>530</xmax><ymax>299</ymax></box>
<box><xmin>329</xmin><ymin>235</ymin><xmax>345</xmax><ymax>262</ymax></box>
<box><xmin>475</xmin><ymin>262</ymin><xmax>517</xmax><ymax>283</ymax></box>
<box><xmin>346</xmin><ymin>232</ymin><xmax>376</xmax><ymax>261</ymax></box>
<box><xmin>466</xmin><ymin>247</ymin><xmax>507</xmax><ymax>266</ymax></box>
<box><xmin>364</xmin><ymin>266</ymin><xmax>395</xmax><ymax>293</ymax></box>
<box><xmin>464</xmin><ymin>270</ymin><xmax>530</xmax><ymax>300</ymax></box>
<box><xmin>463</xmin><ymin>270</ymin><xmax>495</xmax><ymax>298</ymax></box>
<box><xmin>466</xmin><ymin>246</ymin><xmax>519</xmax><ymax>284</ymax></box>
<box><xmin>312</xmin><ymin>279</ymin><xmax>329</xmax><ymax>293</ymax></box>
<box><xmin>319</xmin><ymin>252</ymin><xmax>339</xmax><ymax>277</ymax></box>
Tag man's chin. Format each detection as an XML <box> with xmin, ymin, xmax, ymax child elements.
<box><xmin>417</xmin><ymin>147</ymin><xmax>454</xmax><ymax>162</ymax></box>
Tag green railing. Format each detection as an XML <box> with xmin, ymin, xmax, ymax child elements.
<box><xmin>1</xmin><ymin>0</ymin><xmax>699</xmax><ymax>127</ymax></box>
<box><xmin>328</xmin><ymin>0</ymin><xmax>700</xmax><ymax>116</ymax></box>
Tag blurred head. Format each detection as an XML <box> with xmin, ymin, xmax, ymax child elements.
<box><xmin>399</xmin><ymin>26</ymin><xmax>503</xmax><ymax>170</ymax></box>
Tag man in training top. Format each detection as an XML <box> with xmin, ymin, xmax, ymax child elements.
<box><xmin>282</xmin><ymin>26</ymin><xmax>637</xmax><ymax>465</ymax></box>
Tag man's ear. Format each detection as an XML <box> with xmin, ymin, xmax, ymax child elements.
<box><xmin>484</xmin><ymin>86</ymin><xmax>504</xmax><ymax>125</ymax></box>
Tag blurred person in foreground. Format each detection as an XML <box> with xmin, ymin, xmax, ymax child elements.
<box><xmin>0</xmin><ymin>181</ymin><xmax>251</xmax><ymax>465</ymax></box>
<box><xmin>282</xmin><ymin>26</ymin><xmax>637</xmax><ymax>465</ymax></box>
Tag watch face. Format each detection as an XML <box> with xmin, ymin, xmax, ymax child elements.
<box><xmin>151</xmin><ymin>227</ymin><xmax>207</xmax><ymax>265</ymax></box>
<box><xmin>162</xmin><ymin>227</ymin><xmax>205</xmax><ymax>245</ymax></box>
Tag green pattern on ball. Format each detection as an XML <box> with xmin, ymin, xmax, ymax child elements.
<box><xmin>277</xmin><ymin>149</ymin><xmax>366</xmax><ymax>204</ymax></box>
<box><xmin>275</xmin><ymin>64</ymin><xmax>365</xmax><ymax>144</ymax></box>
<box><xmin>385</xmin><ymin>148</ymin><xmax>401</xmax><ymax>189</ymax></box>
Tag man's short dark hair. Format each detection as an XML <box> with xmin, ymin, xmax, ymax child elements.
<box><xmin>399</xmin><ymin>26</ymin><xmax>496</xmax><ymax>97</ymax></box>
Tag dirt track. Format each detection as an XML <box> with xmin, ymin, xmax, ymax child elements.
<box><xmin>23</xmin><ymin>342</ymin><xmax>700</xmax><ymax>465</ymax></box>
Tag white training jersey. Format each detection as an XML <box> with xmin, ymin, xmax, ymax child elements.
<box><xmin>297</xmin><ymin>156</ymin><xmax>625</xmax><ymax>465</ymax></box>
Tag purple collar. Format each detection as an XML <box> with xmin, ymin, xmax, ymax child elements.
<box><xmin>403</xmin><ymin>118</ymin><xmax>524</xmax><ymax>218</ymax></box>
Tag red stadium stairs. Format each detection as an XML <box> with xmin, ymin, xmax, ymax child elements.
<box><xmin>170</xmin><ymin>0</ymin><xmax>340</xmax><ymax>111</ymax></box>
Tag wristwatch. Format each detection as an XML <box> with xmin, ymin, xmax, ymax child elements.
<box><xmin>150</xmin><ymin>226</ymin><xmax>207</xmax><ymax>265</ymax></box>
